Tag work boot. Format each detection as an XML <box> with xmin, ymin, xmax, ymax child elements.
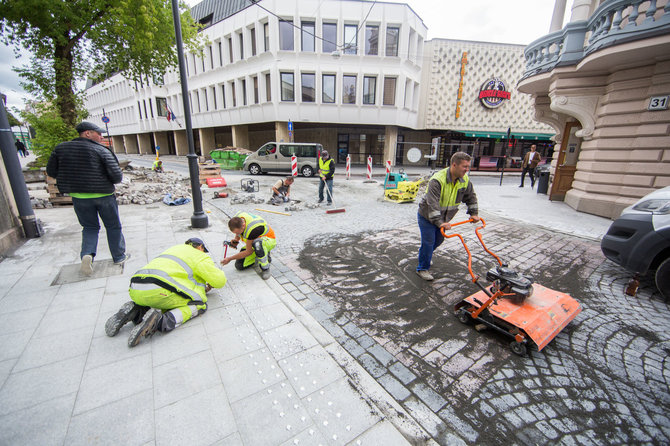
<box><xmin>128</xmin><ymin>308</ymin><xmax>162</xmax><ymax>347</ymax></box>
<box><xmin>105</xmin><ymin>301</ymin><xmax>141</xmax><ymax>337</ymax></box>
<box><xmin>260</xmin><ymin>268</ymin><xmax>271</xmax><ymax>280</ymax></box>
<box><xmin>416</xmin><ymin>270</ymin><xmax>434</xmax><ymax>281</ymax></box>
<box><xmin>81</xmin><ymin>254</ymin><xmax>93</xmax><ymax>276</ymax></box>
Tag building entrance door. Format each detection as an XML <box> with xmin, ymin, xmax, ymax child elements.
<box><xmin>550</xmin><ymin>121</ymin><xmax>581</xmax><ymax>201</ymax></box>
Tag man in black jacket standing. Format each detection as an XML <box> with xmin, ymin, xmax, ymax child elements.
<box><xmin>47</xmin><ymin>122</ymin><xmax>129</xmax><ymax>275</ymax></box>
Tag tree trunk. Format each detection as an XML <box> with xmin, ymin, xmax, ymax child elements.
<box><xmin>54</xmin><ymin>40</ymin><xmax>77</xmax><ymax>128</ymax></box>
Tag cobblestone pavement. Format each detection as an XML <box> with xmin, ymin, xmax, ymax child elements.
<box><xmin>206</xmin><ymin>171</ymin><xmax>670</xmax><ymax>445</ymax></box>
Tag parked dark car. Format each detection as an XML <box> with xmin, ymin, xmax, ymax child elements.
<box><xmin>601</xmin><ymin>186</ymin><xmax>670</xmax><ymax>299</ymax></box>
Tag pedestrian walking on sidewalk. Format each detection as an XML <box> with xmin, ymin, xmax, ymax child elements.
<box><xmin>221</xmin><ymin>211</ymin><xmax>276</xmax><ymax>280</ymax></box>
<box><xmin>318</xmin><ymin>150</ymin><xmax>335</xmax><ymax>205</ymax></box>
<box><xmin>46</xmin><ymin>121</ymin><xmax>129</xmax><ymax>275</ymax></box>
<box><xmin>416</xmin><ymin>151</ymin><xmax>480</xmax><ymax>281</ymax></box>
<box><xmin>270</xmin><ymin>176</ymin><xmax>294</xmax><ymax>205</ymax></box>
<box><xmin>519</xmin><ymin>145</ymin><xmax>541</xmax><ymax>188</ymax></box>
<box><xmin>105</xmin><ymin>238</ymin><xmax>227</xmax><ymax>347</ymax></box>
<box><xmin>15</xmin><ymin>139</ymin><xmax>27</xmax><ymax>157</ymax></box>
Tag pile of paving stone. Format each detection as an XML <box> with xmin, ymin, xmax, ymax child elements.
<box><xmin>115</xmin><ymin>167</ymin><xmax>191</xmax><ymax>205</ymax></box>
<box><xmin>230</xmin><ymin>194</ymin><xmax>266</xmax><ymax>205</ymax></box>
<box><xmin>31</xmin><ymin>197</ymin><xmax>53</xmax><ymax>209</ymax></box>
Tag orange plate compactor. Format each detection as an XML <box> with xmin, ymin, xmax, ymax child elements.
<box><xmin>445</xmin><ymin>218</ymin><xmax>582</xmax><ymax>356</ymax></box>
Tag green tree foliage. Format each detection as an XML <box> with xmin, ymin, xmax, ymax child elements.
<box><xmin>0</xmin><ymin>0</ymin><xmax>203</xmax><ymax>128</ymax></box>
<box><xmin>6</xmin><ymin>109</ymin><xmax>21</xmax><ymax>127</ymax></box>
<box><xmin>21</xmin><ymin>103</ymin><xmax>81</xmax><ymax>167</ymax></box>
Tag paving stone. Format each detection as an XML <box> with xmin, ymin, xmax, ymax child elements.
<box><xmin>437</xmin><ymin>406</ymin><xmax>479</xmax><ymax>443</ymax></box>
<box><xmin>262</xmin><ymin>321</ymin><xmax>319</xmax><ymax>360</ymax></box>
<box><xmin>231</xmin><ymin>380</ymin><xmax>312</xmax><ymax>446</ymax></box>
<box><xmin>14</xmin><ymin>325</ymin><xmax>93</xmax><ymax>373</ymax></box>
<box><xmin>367</xmin><ymin>344</ymin><xmax>396</xmax><ymax>367</ymax></box>
<box><xmin>66</xmin><ymin>390</ymin><xmax>154</xmax><ymax>446</ymax></box>
<box><xmin>378</xmin><ymin>373</ymin><xmax>411</xmax><ymax>401</ymax></box>
<box><xmin>409</xmin><ymin>381</ymin><xmax>447</xmax><ymax>412</ymax></box>
<box><xmin>279</xmin><ymin>345</ymin><xmax>345</xmax><ymax>398</ymax></box>
<box><xmin>342</xmin><ymin>338</ymin><xmax>366</xmax><ymax>358</ymax></box>
<box><xmin>342</xmin><ymin>321</ymin><xmax>366</xmax><ymax>338</ymax></box>
<box><xmin>248</xmin><ymin>302</ymin><xmax>296</xmax><ymax>332</ymax></box>
<box><xmin>154</xmin><ymin>350</ymin><xmax>222</xmax><ymax>408</ymax></box>
<box><xmin>0</xmin><ymin>392</ymin><xmax>74</xmax><ymax>446</ymax></box>
<box><xmin>156</xmin><ymin>385</ymin><xmax>236</xmax><ymax>446</ymax></box>
<box><xmin>389</xmin><ymin>361</ymin><xmax>418</xmax><ymax>385</ymax></box>
<box><xmin>358</xmin><ymin>353</ymin><xmax>385</xmax><ymax>378</ymax></box>
<box><xmin>209</xmin><ymin>322</ymin><xmax>265</xmax><ymax>362</ymax></box>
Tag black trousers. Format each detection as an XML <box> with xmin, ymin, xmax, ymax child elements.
<box><xmin>520</xmin><ymin>167</ymin><xmax>535</xmax><ymax>187</ymax></box>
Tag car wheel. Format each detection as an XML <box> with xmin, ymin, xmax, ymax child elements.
<box><xmin>301</xmin><ymin>165</ymin><xmax>314</xmax><ymax>177</ymax></box>
<box><xmin>656</xmin><ymin>257</ymin><xmax>670</xmax><ymax>300</ymax></box>
<box><xmin>248</xmin><ymin>164</ymin><xmax>261</xmax><ymax>175</ymax></box>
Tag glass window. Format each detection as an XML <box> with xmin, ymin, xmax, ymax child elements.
<box><xmin>344</xmin><ymin>24</ymin><xmax>357</xmax><ymax>54</ymax></box>
<box><xmin>280</xmin><ymin>20</ymin><xmax>294</xmax><ymax>51</ymax></box>
<box><xmin>156</xmin><ymin>97</ymin><xmax>168</xmax><ymax>117</ymax></box>
<box><xmin>363</xmin><ymin>76</ymin><xmax>376</xmax><ymax>105</ymax></box>
<box><xmin>221</xmin><ymin>84</ymin><xmax>226</xmax><ymax>108</ymax></box>
<box><xmin>250</xmin><ymin>27</ymin><xmax>257</xmax><ymax>56</ymax></box>
<box><xmin>209</xmin><ymin>45</ymin><xmax>214</xmax><ymax>69</ymax></box>
<box><xmin>322</xmin><ymin>74</ymin><xmax>335</xmax><ymax>103</ymax></box>
<box><xmin>218</xmin><ymin>41</ymin><xmax>223</xmax><ymax>66</ymax></box>
<box><xmin>238</xmin><ymin>32</ymin><xmax>244</xmax><ymax>60</ymax></box>
<box><xmin>281</xmin><ymin>72</ymin><xmax>294</xmax><ymax>101</ymax></box>
<box><xmin>203</xmin><ymin>89</ymin><xmax>208</xmax><ymax>111</ymax></box>
<box><xmin>386</xmin><ymin>26</ymin><xmax>399</xmax><ymax>57</ymax></box>
<box><xmin>301</xmin><ymin>73</ymin><xmax>315</xmax><ymax>102</ymax></box>
<box><xmin>253</xmin><ymin>76</ymin><xmax>259</xmax><ymax>104</ymax></box>
<box><xmin>230</xmin><ymin>81</ymin><xmax>236</xmax><ymax>107</ymax></box>
<box><xmin>365</xmin><ymin>25</ymin><xmax>378</xmax><ymax>55</ymax></box>
<box><xmin>265</xmin><ymin>73</ymin><xmax>272</xmax><ymax>102</ymax></box>
<box><xmin>383</xmin><ymin>77</ymin><xmax>396</xmax><ymax>105</ymax></box>
<box><xmin>241</xmin><ymin>79</ymin><xmax>247</xmax><ymax>105</ymax></box>
<box><xmin>322</xmin><ymin>22</ymin><xmax>337</xmax><ymax>53</ymax></box>
<box><xmin>149</xmin><ymin>98</ymin><xmax>154</xmax><ymax>117</ymax></box>
<box><xmin>264</xmin><ymin>23</ymin><xmax>270</xmax><ymax>52</ymax></box>
<box><xmin>228</xmin><ymin>37</ymin><xmax>233</xmax><ymax>63</ymax></box>
<box><xmin>302</xmin><ymin>21</ymin><xmax>315</xmax><ymax>52</ymax></box>
<box><xmin>342</xmin><ymin>75</ymin><xmax>356</xmax><ymax>104</ymax></box>
<box><xmin>211</xmin><ymin>86</ymin><xmax>217</xmax><ymax>109</ymax></box>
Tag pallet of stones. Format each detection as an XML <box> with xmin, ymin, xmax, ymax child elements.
<box><xmin>198</xmin><ymin>163</ymin><xmax>222</xmax><ymax>185</ymax></box>
<box><xmin>46</xmin><ymin>176</ymin><xmax>73</xmax><ymax>206</ymax></box>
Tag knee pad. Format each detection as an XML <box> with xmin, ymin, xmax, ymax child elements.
<box><xmin>252</xmin><ymin>239</ymin><xmax>265</xmax><ymax>257</ymax></box>
<box><xmin>235</xmin><ymin>258</ymin><xmax>246</xmax><ymax>270</ymax></box>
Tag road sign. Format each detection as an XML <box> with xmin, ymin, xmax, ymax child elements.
<box><xmin>101</xmin><ymin>116</ymin><xmax>110</xmax><ymax>123</ymax></box>
<box><xmin>288</xmin><ymin>120</ymin><xmax>293</xmax><ymax>131</ymax></box>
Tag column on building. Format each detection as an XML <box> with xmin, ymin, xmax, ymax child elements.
<box><xmin>198</xmin><ymin>127</ymin><xmax>216</xmax><ymax>158</ymax></box>
<box><xmin>154</xmin><ymin>132</ymin><xmax>169</xmax><ymax>157</ymax></box>
<box><xmin>123</xmin><ymin>135</ymin><xmax>139</xmax><ymax>154</ymax></box>
<box><xmin>383</xmin><ymin>126</ymin><xmax>398</xmax><ymax>166</ymax></box>
<box><xmin>549</xmin><ymin>0</ymin><xmax>567</xmax><ymax>32</ymax></box>
<box><xmin>174</xmin><ymin>130</ymin><xmax>188</xmax><ymax>156</ymax></box>
<box><xmin>274</xmin><ymin>122</ymin><xmax>289</xmax><ymax>143</ymax></box>
<box><xmin>137</xmin><ymin>133</ymin><xmax>152</xmax><ymax>155</ymax></box>
<box><xmin>232</xmin><ymin>125</ymin><xmax>249</xmax><ymax>150</ymax></box>
<box><xmin>111</xmin><ymin>135</ymin><xmax>125</xmax><ymax>154</ymax></box>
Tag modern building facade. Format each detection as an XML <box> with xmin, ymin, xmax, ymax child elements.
<box><xmin>84</xmin><ymin>0</ymin><xmax>554</xmax><ymax>169</ymax></box>
<box><xmin>519</xmin><ymin>0</ymin><xmax>670</xmax><ymax>219</ymax></box>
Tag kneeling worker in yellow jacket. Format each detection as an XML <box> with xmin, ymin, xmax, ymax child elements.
<box><xmin>105</xmin><ymin>237</ymin><xmax>227</xmax><ymax>347</ymax></box>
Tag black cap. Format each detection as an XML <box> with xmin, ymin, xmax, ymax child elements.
<box><xmin>185</xmin><ymin>237</ymin><xmax>209</xmax><ymax>252</ymax></box>
<box><xmin>75</xmin><ymin>121</ymin><xmax>106</xmax><ymax>134</ymax></box>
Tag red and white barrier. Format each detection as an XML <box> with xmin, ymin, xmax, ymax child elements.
<box><xmin>346</xmin><ymin>155</ymin><xmax>351</xmax><ymax>180</ymax></box>
<box><xmin>291</xmin><ymin>155</ymin><xmax>297</xmax><ymax>176</ymax></box>
<box><xmin>386</xmin><ymin>160</ymin><xmax>391</xmax><ymax>174</ymax></box>
<box><xmin>367</xmin><ymin>156</ymin><xmax>373</xmax><ymax>180</ymax></box>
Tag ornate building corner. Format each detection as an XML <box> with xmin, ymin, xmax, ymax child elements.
<box><xmin>533</xmin><ymin>97</ymin><xmax>564</xmax><ymax>142</ymax></box>
<box><xmin>548</xmin><ymin>93</ymin><xmax>599</xmax><ymax>140</ymax></box>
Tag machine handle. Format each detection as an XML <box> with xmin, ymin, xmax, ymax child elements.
<box><xmin>440</xmin><ymin>217</ymin><xmax>503</xmax><ymax>283</ymax></box>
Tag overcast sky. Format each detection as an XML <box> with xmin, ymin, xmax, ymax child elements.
<box><xmin>1</xmin><ymin>0</ymin><xmax>568</xmax><ymax>115</ymax></box>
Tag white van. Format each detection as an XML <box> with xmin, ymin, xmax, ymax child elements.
<box><xmin>243</xmin><ymin>142</ymin><xmax>322</xmax><ymax>177</ymax></box>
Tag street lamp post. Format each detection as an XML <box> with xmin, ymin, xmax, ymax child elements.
<box><xmin>170</xmin><ymin>0</ymin><xmax>208</xmax><ymax>229</ymax></box>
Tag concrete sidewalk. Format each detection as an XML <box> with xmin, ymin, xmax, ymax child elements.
<box><xmin>0</xmin><ymin>203</ymin><xmax>433</xmax><ymax>446</ymax></box>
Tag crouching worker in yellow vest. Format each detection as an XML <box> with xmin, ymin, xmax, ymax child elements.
<box><xmin>221</xmin><ymin>211</ymin><xmax>276</xmax><ymax>280</ymax></box>
<box><xmin>105</xmin><ymin>238</ymin><xmax>227</xmax><ymax>347</ymax></box>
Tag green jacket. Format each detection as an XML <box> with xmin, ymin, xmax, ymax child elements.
<box><xmin>418</xmin><ymin>168</ymin><xmax>478</xmax><ymax>226</ymax></box>
<box><xmin>130</xmin><ymin>244</ymin><xmax>227</xmax><ymax>303</ymax></box>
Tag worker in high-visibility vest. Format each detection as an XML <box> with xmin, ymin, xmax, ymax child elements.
<box><xmin>152</xmin><ymin>159</ymin><xmax>164</xmax><ymax>173</ymax></box>
<box><xmin>416</xmin><ymin>151</ymin><xmax>480</xmax><ymax>281</ymax></box>
<box><xmin>221</xmin><ymin>212</ymin><xmax>276</xmax><ymax>280</ymax></box>
<box><xmin>318</xmin><ymin>150</ymin><xmax>335</xmax><ymax>205</ymax></box>
<box><xmin>105</xmin><ymin>237</ymin><xmax>227</xmax><ymax>347</ymax></box>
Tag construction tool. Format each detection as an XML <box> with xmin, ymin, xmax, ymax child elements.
<box><xmin>383</xmin><ymin>169</ymin><xmax>423</xmax><ymax>203</ymax></box>
<box><xmin>213</xmin><ymin>191</ymin><xmax>228</xmax><ymax>199</ymax></box>
<box><xmin>323</xmin><ymin>180</ymin><xmax>345</xmax><ymax>214</ymax></box>
<box><xmin>241</xmin><ymin>178</ymin><xmax>259</xmax><ymax>192</ymax></box>
<box><xmin>254</xmin><ymin>208</ymin><xmax>291</xmax><ymax>216</ymax></box>
<box><xmin>445</xmin><ymin>218</ymin><xmax>581</xmax><ymax>356</ymax></box>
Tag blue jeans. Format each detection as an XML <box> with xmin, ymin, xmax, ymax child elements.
<box><xmin>72</xmin><ymin>195</ymin><xmax>126</xmax><ymax>262</ymax></box>
<box><xmin>417</xmin><ymin>212</ymin><xmax>444</xmax><ymax>271</ymax></box>
<box><xmin>318</xmin><ymin>178</ymin><xmax>333</xmax><ymax>203</ymax></box>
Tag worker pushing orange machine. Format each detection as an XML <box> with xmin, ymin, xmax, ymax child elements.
<box><xmin>444</xmin><ymin>218</ymin><xmax>582</xmax><ymax>356</ymax></box>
